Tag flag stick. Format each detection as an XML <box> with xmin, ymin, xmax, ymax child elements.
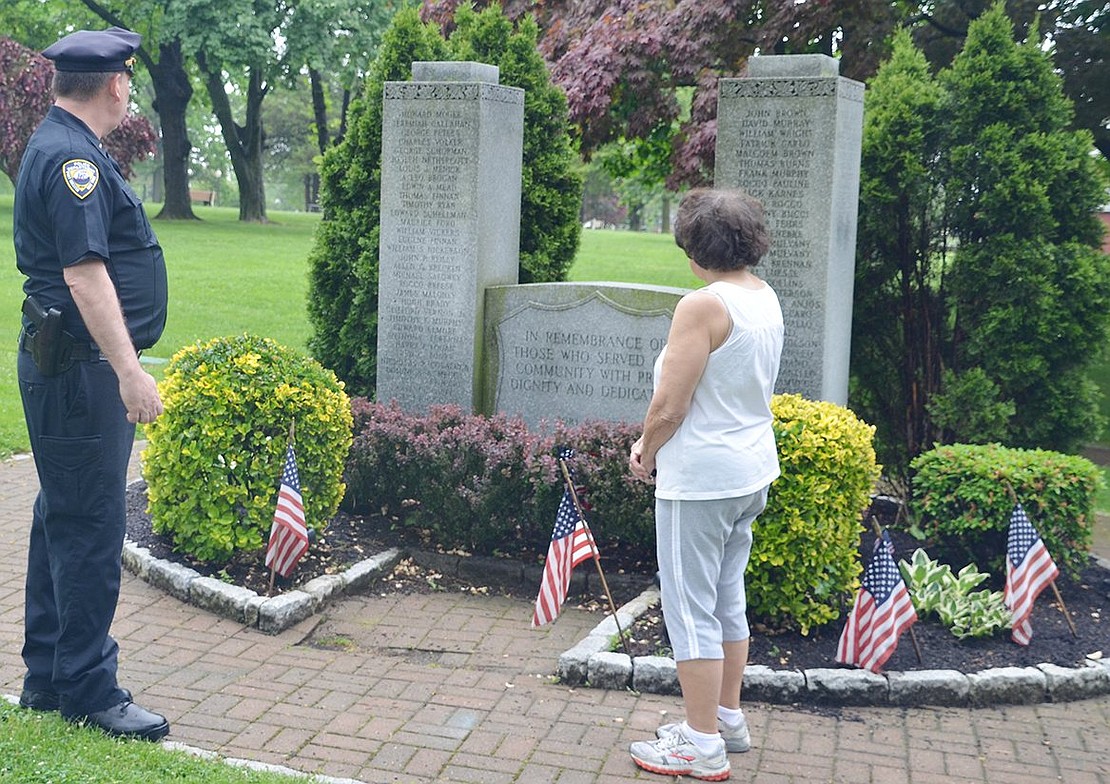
<box><xmin>1000</xmin><ymin>481</ymin><xmax>1076</xmax><ymax>637</ymax></box>
<box><xmin>558</xmin><ymin>456</ymin><xmax>632</xmax><ymax>658</ymax></box>
<box><xmin>871</xmin><ymin>517</ymin><xmax>923</xmax><ymax>664</ymax></box>
<box><xmin>1049</xmin><ymin>582</ymin><xmax>1078</xmax><ymax>637</ymax></box>
<box><xmin>267</xmin><ymin>419</ymin><xmax>298</xmax><ymax>597</ymax></box>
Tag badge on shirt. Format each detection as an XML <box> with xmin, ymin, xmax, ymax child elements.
<box><xmin>62</xmin><ymin>159</ymin><xmax>100</xmax><ymax>199</ymax></box>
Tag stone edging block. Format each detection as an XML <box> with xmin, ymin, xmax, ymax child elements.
<box><xmin>561</xmin><ymin>586</ymin><xmax>1110</xmax><ymax>707</ymax></box>
<box><xmin>122</xmin><ymin>538</ymin><xmax>403</xmax><ymax>635</ymax></box>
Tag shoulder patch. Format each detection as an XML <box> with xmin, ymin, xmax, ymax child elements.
<box><xmin>61</xmin><ymin>159</ymin><xmax>100</xmax><ymax>199</ymax></box>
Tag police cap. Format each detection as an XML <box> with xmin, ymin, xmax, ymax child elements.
<box><xmin>42</xmin><ymin>27</ymin><xmax>140</xmax><ymax>73</ymax></box>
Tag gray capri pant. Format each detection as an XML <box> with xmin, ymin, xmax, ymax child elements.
<box><xmin>655</xmin><ymin>486</ymin><xmax>769</xmax><ymax>661</ymax></box>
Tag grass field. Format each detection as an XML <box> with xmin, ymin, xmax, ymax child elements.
<box><xmin>0</xmin><ymin>699</ymin><xmax>326</xmax><ymax>783</ymax></box>
<box><xmin>0</xmin><ymin>200</ymin><xmax>320</xmax><ymax>455</ymax></box>
<box><xmin>570</xmin><ymin>228</ymin><xmax>702</xmax><ymax>289</ymax></box>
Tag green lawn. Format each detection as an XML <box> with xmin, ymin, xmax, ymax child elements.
<box><xmin>0</xmin><ymin>699</ymin><xmax>329</xmax><ymax>783</ymax></box>
<box><xmin>0</xmin><ymin>198</ymin><xmax>318</xmax><ymax>456</ymax></box>
<box><xmin>570</xmin><ymin>227</ymin><xmax>702</xmax><ymax>289</ymax></box>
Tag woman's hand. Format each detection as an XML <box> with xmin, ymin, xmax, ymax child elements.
<box><xmin>629</xmin><ymin>437</ymin><xmax>655</xmax><ymax>483</ymax></box>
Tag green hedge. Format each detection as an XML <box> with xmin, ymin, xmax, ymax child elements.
<box><xmin>143</xmin><ymin>334</ymin><xmax>353</xmax><ymax>562</ymax></box>
<box><xmin>909</xmin><ymin>443</ymin><xmax>1100</xmax><ymax>579</ymax></box>
<box><xmin>345</xmin><ymin>394</ymin><xmax>879</xmax><ymax>633</ymax></box>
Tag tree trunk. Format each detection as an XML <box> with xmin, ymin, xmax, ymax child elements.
<box><xmin>309</xmin><ymin>67</ymin><xmax>330</xmax><ymax>156</ymax></box>
<box><xmin>338</xmin><ymin>88</ymin><xmax>351</xmax><ymax>145</ymax></box>
<box><xmin>198</xmin><ymin>51</ymin><xmax>268</xmax><ymax>223</ymax></box>
<box><xmin>72</xmin><ymin>1</ymin><xmax>196</xmax><ymax>220</ymax></box>
<box><xmin>149</xmin><ymin>40</ymin><xmax>197</xmax><ymax>220</ymax></box>
<box><xmin>628</xmin><ymin>202</ymin><xmax>643</xmax><ymax>232</ymax></box>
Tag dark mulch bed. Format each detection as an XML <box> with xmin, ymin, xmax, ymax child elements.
<box><xmin>624</xmin><ymin>530</ymin><xmax>1109</xmax><ymax>673</ymax></box>
<box><xmin>126</xmin><ymin>482</ymin><xmax>1109</xmax><ymax>673</ymax></box>
<box><xmin>125</xmin><ymin>481</ymin><xmax>652</xmax><ymax>606</ymax></box>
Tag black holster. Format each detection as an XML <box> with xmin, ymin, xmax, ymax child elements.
<box><xmin>21</xmin><ymin>296</ymin><xmax>74</xmax><ymax>376</ymax></box>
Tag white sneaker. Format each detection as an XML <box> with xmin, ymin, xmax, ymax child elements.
<box><xmin>657</xmin><ymin>714</ymin><xmax>751</xmax><ymax>753</ymax></box>
<box><xmin>630</xmin><ymin>723</ymin><xmax>730</xmax><ymax>780</ymax></box>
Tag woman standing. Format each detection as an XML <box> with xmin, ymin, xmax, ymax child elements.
<box><xmin>628</xmin><ymin>188</ymin><xmax>784</xmax><ymax>781</ymax></box>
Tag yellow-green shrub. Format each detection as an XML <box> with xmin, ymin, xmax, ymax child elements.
<box><xmin>748</xmin><ymin>394</ymin><xmax>881</xmax><ymax>633</ymax></box>
<box><xmin>142</xmin><ymin>334</ymin><xmax>353</xmax><ymax>562</ymax></box>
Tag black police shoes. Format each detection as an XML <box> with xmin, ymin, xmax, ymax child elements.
<box><xmin>77</xmin><ymin>698</ymin><xmax>170</xmax><ymax>741</ymax></box>
<box><xmin>19</xmin><ymin>689</ymin><xmax>60</xmax><ymax>712</ymax></box>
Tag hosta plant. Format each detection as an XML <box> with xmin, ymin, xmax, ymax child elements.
<box><xmin>899</xmin><ymin>549</ymin><xmax>1011</xmax><ymax>639</ymax></box>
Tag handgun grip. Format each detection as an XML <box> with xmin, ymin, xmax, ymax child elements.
<box><xmin>22</xmin><ymin>296</ymin><xmax>49</xmax><ymax>327</ymax></box>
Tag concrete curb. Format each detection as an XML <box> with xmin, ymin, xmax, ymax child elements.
<box><xmin>121</xmin><ymin>539</ymin><xmax>403</xmax><ymax>636</ymax></box>
<box><xmin>558</xmin><ymin>586</ymin><xmax>1110</xmax><ymax>707</ymax></box>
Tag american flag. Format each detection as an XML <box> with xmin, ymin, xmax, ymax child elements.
<box><xmin>532</xmin><ymin>450</ymin><xmax>598</xmax><ymax>628</ymax></box>
<box><xmin>1003</xmin><ymin>503</ymin><xmax>1059</xmax><ymax>646</ymax></box>
<box><xmin>264</xmin><ymin>444</ymin><xmax>310</xmax><ymax>578</ymax></box>
<box><xmin>836</xmin><ymin>530</ymin><xmax>918</xmax><ymax>673</ymax></box>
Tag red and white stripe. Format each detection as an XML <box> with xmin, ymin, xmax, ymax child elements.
<box><xmin>1004</xmin><ymin>540</ymin><xmax>1059</xmax><ymax>646</ymax></box>
<box><xmin>836</xmin><ymin>584</ymin><xmax>917</xmax><ymax>673</ymax></box>
<box><xmin>265</xmin><ymin>484</ymin><xmax>308</xmax><ymax>578</ymax></box>
<box><xmin>532</xmin><ymin>521</ymin><xmax>595</xmax><ymax>627</ymax></box>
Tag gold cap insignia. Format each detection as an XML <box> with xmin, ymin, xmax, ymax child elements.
<box><xmin>62</xmin><ymin>159</ymin><xmax>100</xmax><ymax>199</ymax></box>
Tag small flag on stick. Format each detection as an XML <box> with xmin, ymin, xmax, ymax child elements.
<box><xmin>265</xmin><ymin>442</ymin><xmax>309</xmax><ymax>579</ymax></box>
<box><xmin>836</xmin><ymin>529</ymin><xmax>918</xmax><ymax>673</ymax></box>
<box><xmin>532</xmin><ymin>449</ymin><xmax>599</xmax><ymax>628</ymax></box>
<box><xmin>1003</xmin><ymin>503</ymin><xmax>1059</xmax><ymax>646</ymax></box>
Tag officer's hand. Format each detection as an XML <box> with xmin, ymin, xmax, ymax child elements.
<box><xmin>119</xmin><ymin>369</ymin><xmax>164</xmax><ymax>424</ymax></box>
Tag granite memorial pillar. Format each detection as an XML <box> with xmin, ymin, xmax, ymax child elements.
<box><xmin>715</xmin><ymin>54</ymin><xmax>864</xmax><ymax>405</ymax></box>
<box><xmin>376</xmin><ymin>62</ymin><xmax>525</xmax><ymax>411</ymax></box>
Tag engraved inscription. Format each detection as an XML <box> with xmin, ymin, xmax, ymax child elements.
<box><xmin>723</xmin><ymin>102</ymin><xmax>824</xmax><ymax>390</ymax></box>
<box><xmin>379</xmin><ymin>102</ymin><xmax>479</xmax><ymax>404</ymax></box>
<box><xmin>495</xmin><ymin>297</ymin><xmax>673</xmax><ymax>425</ymax></box>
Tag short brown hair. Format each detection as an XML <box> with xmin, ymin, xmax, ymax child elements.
<box><xmin>673</xmin><ymin>188</ymin><xmax>771</xmax><ymax>271</ymax></box>
<box><xmin>52</xmin><ymin>70</ymin><xmax>113</xmax><ymax>101</ymax></box>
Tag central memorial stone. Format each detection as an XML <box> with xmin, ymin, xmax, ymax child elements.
<box><xmin>483</xmin><ymin>283</ymin><xmax>685</xmax><ymax>426</ymax></box>
<box><xmin>373</xmin><ymin>55</ymin><xmax>866</xmax><ymax>428</ymax></box>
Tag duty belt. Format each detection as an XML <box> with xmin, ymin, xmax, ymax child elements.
<box><xmin>18</xmin><ymin>328</ymin><xmax>105</xmax><ymax>362</ymax></box>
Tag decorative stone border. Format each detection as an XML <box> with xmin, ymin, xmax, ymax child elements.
<box><xmin>120</xmin><ymin>519</ymin><xmax>650</xmax><ymax>636</ymax></box>
<box><xmin>121</xmin><ymin>541</ymin><xmax>403</xmax><ymax>635</ymax></box>
<box><xmin>558</xmin><ymin>580</ymin><xmax>1110</xmax><ymax>706</ymax></box>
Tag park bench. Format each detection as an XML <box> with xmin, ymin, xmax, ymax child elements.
<box><xmin>189</xmin><ymin>189</ymin><xmax>216</xmax><ymax>206</ymax></box>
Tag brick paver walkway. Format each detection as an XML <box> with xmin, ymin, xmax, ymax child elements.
<box><xmin>0</xmin><ymin>449</ymin><xmax>1107</xmax><ymax>783</ymax></box>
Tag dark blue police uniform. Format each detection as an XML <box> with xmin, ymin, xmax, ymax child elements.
<box><xmin>13</xmin><ymin>28</ymin><xmax>168</xmax><ymax>728</ymax></box>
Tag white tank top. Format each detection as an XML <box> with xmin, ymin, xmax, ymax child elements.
<box><xmin>654</xmin><ymin>280</ymin><xmax>784</xmax><ymax>500</ymax></box>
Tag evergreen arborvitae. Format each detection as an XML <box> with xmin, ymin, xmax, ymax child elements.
<box><xmin>942</xmin><ymin>3</ymin><xmax>1110</xmax><ymax>452</ymax></box>
<box><xmin>306</xmin><ymin>10</ymin><xmax>448</xmax><ymax>393</ymax></box>
<box><xmin>851</xmin><ymin>4</ymin><xmax>1110</xmax><ymax>468</ymax></box>
<box><xmin>850</xmin><ymin>30</ymin><xmax>946</xmax><ymax>469</ymax></box>
<box><xmin>305</xmin><ymin>5</ymin><xmax>582</xmax><ymax>396</ymax></box>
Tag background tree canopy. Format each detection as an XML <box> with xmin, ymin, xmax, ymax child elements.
<box><xmin>0</xmin><ymin>37</ymin><xmax>156</xmax><ymax>183</ymax></box>
<box><xmin>421</xmin><ymin>0</ymin><xmax>1109</xmax><ymax>184</ymax></box>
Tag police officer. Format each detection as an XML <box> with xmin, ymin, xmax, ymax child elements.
<box><xmin>13</xmin><ymin>27</ymin><xmax>169</xmax><ymax>741</ymax></box>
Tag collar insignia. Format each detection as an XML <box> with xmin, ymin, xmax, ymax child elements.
<box><xmin>62</xmin><ymin>159</ymin><xmax>100</xmax><ymax>199</ymax></box>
